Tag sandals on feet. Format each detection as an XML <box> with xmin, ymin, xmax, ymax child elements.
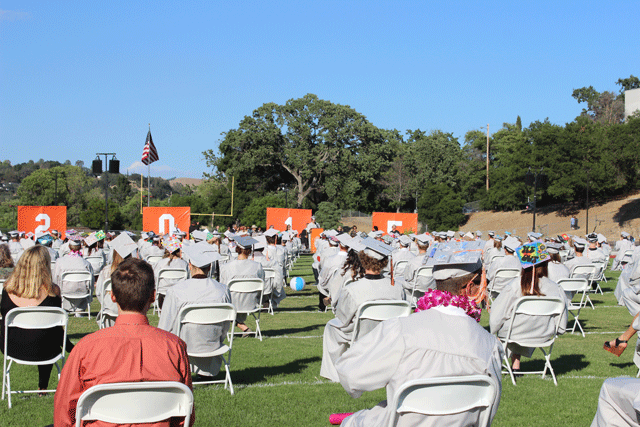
<box><xmin>604</xmin><ymin>338</ymin><xmax>628</xmax><ymax>357</ymax></box>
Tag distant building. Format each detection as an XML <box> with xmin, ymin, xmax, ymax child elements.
<box><xmin>625</xmin><ymin>88</ymin><xmax>640</xmax><ymax>120</ymax></box>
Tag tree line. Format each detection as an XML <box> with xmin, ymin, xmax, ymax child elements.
<box><xmin>2</xmin><ymin>76</ymin><xmax>639</xmax><ymax>232</ymax></box>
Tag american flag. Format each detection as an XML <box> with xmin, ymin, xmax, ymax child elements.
<box><xmin>141</xmin><ymin>130</ymin><xmax>159</xmax><ymax>165</ymax></box>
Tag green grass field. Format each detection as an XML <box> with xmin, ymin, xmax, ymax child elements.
<box><xmin>0</xmin><ymin>255</ymin><xmax>635</xmax><ymax>426</ymax></box>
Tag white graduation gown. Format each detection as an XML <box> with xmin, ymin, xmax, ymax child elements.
<box><xmin>320</xmin><ymin>275</ymin><xmax>406</xmax><ymax>382</ymax></box>
<box><xmin>390</xmin><ymin>248</ymin><xmax>416</xmax><ymax>277</ymax></box>
<box><xmin>54</xmin><ymin>253</ymin><xmax>95</xmax><ymax>310</ymax></box>
<box><xmin>158</xmin><ymin>277</ymin><xmax>231</xmax><ymax>376</ymax></box>
<box><xmin>547</xmin><ymin>262</ymin><xmax>570</xmax><ymax>284</ymax></box>
<box><xmin>219</xmin><ymin>259</ymin><xmax>265</xmax><ymax>323</ymax></box>
<box><xmin>616</xmin><ymin>259</ymin><xmax>640</xmax><ymax>303</ymax></box>
<box><xmin>336</xmin><ymin>306</ymin><xmax>504</xmax><ymax>427</ymax></box>
<box><xmin>591</xmin><ymin>377</ymin><xmax>640</xmax><ymax>427</ymax></box>
<box><xmin>253</xmin><ymin>253</ymin><xmax>286</xmax><ymax>308</ymax></box>
<box><xmin>487</xmin><ymin>254</ymin><xmax>522</xmax><ymax>293</ymax></box>
<box><xmin>490</xmin><ymin>276</ymin><xmax>568</xmax><ymax>358</ymax></box>
<box><xmin>95</xmin><ymin>265</ymin><xmax>118</xmax><ymax>327</ymax></box>
<box><xmin>586</xmin><ymin>247</ymin><xmax>606</xmax><ymax>264</ymax></box>
<box><xmin>400</xmin><ymin>254</ymin><xmax>435</xmax><ymax>300</ymax></box>
<box><xmin>317</xmin><ymin>251</ymin><xmax>348</xmax><ymax>297</ymax></box>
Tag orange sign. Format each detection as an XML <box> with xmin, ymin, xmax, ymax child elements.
<box><xmin>310</xmin><ymin>228</ymin><xmax>324</xmax><ymax>253</ymax></box>
<box><xmin>266</xmin><ymin>208</ymin><xmax>312</xmax><ymax>236</ymax></box>
<box><xmin>18</xmin><ymin>206</ymin><xmax>67</xmax><ymax>239</ymax></box>
<box><xmin>372</xmin><ymin>212</ymin><xmax>418</xmax><ymax>235</ymax></box>
<box><xmin>143</xmin><ymin>207</ymin><xmax>191</xmax><ymax>236</ymax></box>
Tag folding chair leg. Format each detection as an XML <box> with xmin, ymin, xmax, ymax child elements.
<box><xmin>502</xmin><ymin>353</ymin><xmax>517</xmax><ymax>386</ymax></box>
<box><xmin>637</xmin><ymin>369</ymin><xmax>640</xmax><ymax>378</ymax></box>
<box><xmin>225</xmin><ymin>364</ymin><xmax>234</xmax><ymax>395</ymax></box>
<box><xmin>542</xmin><ymin>350</ymin><xmax>558</xmax><ymax>386</ymax></box>
<box><xmin>586</xmin><ymin>295</ymin><xmax>595</xmax><ymax>310</ymax></box>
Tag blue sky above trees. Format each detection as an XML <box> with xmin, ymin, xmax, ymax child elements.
<box><xmin>1</xmin><ymin>1</ymin><xmax>638</xmax><ymax>179</ymax></box>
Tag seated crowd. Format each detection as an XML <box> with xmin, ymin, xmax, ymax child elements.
<box><xmin>0</xmin><ymin>224</ymin><xmax>638</xmax><ymax>426</ymax></box>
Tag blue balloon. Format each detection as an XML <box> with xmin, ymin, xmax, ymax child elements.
<box><xmin>290</xmin><ymin>277</ymin><xmax>305</xmax><ymax>291</ymax></box>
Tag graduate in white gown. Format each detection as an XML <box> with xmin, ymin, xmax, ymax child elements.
<box><xmin>487</xmin><ymin>236</ymin><xmax>522</xmax><ymax>295</ymax></box>
<box><xmin>591</xmin><ymin>377</ymin><xmax>640</xmax><ymax>427</ymax></box>
<box><xmin>335</xmin><ymin>250</ymin><xmax>503</xmax><ymax>427</ymax></box>
<box><xmin>546</xmin><ymin>243</ymin><xmax>571</xmax><ymax>283</ymax></box>
<box><xmin>565</xmin><ymin>238</ymin><xmax>595</xmax><ymax>277</ymax></box>
<box><xmin>158</xmin><ymin>243</ymin><xmax>231</xmax><ymax>378</ymax></box>
<box><xmin>252</xmin><ymin>236</ymin><xmax>286</xmax><ymax>309</ymax></box>
<box><xmin>612</xmin><ymin>232</ymin><xmax>634</xmax><ymax>271</ymax></box>
<box><xmin>400</xmin><ymin>233</ymin><xmax>434</xmax><ymax>301</ymax></box>
<box><xmin>390</xmin><ymin>235</ymin><xmax>415</xmax><ymax>277</ymax></box>
<box><xmin>320</xmin><ymin>238</ymin><xmax>406</xmax><ymax>382</ymax></box>
<box><xmin>490</xmin><ymin>241</ymin><xmax>568</xmax><ymax>373</ymax></box>
<box><xmin>219</xmin><ymin>235</ymin><xmax>265</xmax><ymax>335</ymax></box>
<box><xmin>317</xmin><ymin>235</ymin><xmax>351</xmax><ymax>308</ymax></box>
<box><xmin>325</xmin><ymin>244</ymin><xmax>366</xmax><ymax>310</ymax></box>
<box><xmin>54</xmin><ymin>237</ymin><xmax>94</xmax><ymax>311</ymax></box>
<box><xmin>153</xmin><ymin>236</ymin><xmax>189</xmax><ymax>309</ymax></box>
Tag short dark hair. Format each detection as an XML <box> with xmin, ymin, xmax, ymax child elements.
<box><xmin>111</xmin><ymin>258</ymin><xmax>155</xmax><ymax>312</ymax></box>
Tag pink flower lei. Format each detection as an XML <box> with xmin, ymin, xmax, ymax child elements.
<box><xmin>415</xmin><ymin>289</ymin><xmax>482</xmax><ymax>322</ymax></box>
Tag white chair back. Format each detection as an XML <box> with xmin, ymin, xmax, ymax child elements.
<box><xmin>387</xmin><ymin>375</ymin><xmax>499</xmax><ymax>427</ymax></box>
<box><xmin>351</xmin><ymin>300</ymin><xmax>412</xmax><ymax>345</ymax></box>
<box><xmin>571</xmin><ymin>264</ymin><xmax>597</xmax><ymax>280</ymax></box>
<box><xmin>157</xmin><ymin>268</ymin><xmax>188</xmax><ymax>281</ymax></box>
<box><xmin>3</xmin><ymin>306</ymin><xmax>68</xmax><ymax>408</ymax></box>
<box><xmin>505</xmin><ymin>297</ymin><xmax>565</xmax><ymax>345</ymax></box>
<box><xmin>145</xmin><ymin>255</ymin><xmax>163</xmax><ymax>266</ymax></box>
<box><xmin>75</xmin><ymin>381</ymin><xmax>193</xmax><ymax>427</ymax></box>
<box><xmin>85</xmin><ymin>256</ymin><xmax>104</xmax><ymax>273</ymax></box>
<box><xmin>494</xmin><ymin>268</ymin><xmax>520</xmax><ymax>279</ymax></box>
<box><xmin>416</xmin><ymin>266</ymin><xmax>433</xmax><ymax>278</ymax></box>
<box><xmin>394</xmin><ymin>260</ymin><xmax>409</xmax><ymax>276</ymax></box>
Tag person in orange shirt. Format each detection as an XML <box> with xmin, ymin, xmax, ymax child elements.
<box><xmin>54</xmin><ymin>257</ymin><xmax>194</xmax><ymax>427</ymax></box>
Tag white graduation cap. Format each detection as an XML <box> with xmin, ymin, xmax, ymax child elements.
<box><xmin>503</xmin><ymin>236</ymin><xmax>520</xmax><ymax>253</ymax></box>
<box><xmin>398</xmin><ymin>235</ymin><xmax>412</xmax><ymax>247</ymax></box>
<box><xmin>263</xmin><ymin>229</ymin><xmax>279</xmax><ymax>238</ymax></box>
<box><xmin>573</xmin><ymin>238</ymin><xmax>588</xmax><ymax>249</ymax></box>
<box><xmin>235</xmin><ymin>235</ymin><xmax>258</xmax><ymax>249</ymax></box>
<box><xmin>360</xmin><ymin>237</ymin><xmax>393</xmax><ymax>260</ymax></box>
<box><xmin>414</xmin><ymin>233</ymin><xmax>431</xmax><ymax>244</ymax></box>
<box><xmin>432</xmin><ymin>251</ymin><xmax>482</xmax><ymax>281</ymax></box>
<box><xmin>281</xmin><ymin>231</ymin><xmax>291</xmax><ymax>241</ymax></box>
<box><xmin>324</xmin><ymin>229</ymin><xmax>339</xmax><ymax>238</ymax></box>
<box><xmin>183</xmin><ymin>243</ymin><xmax>222</xmax><ymax>268</ymax></box>
<box><xmin>253</xmin><ymin>235</ymin><xmax>267</xmax><ymax>250</ymax></box>
<box><xmin>111</xmin><ymin>233</ymin><xmax>138</xmax><ymax>259</ymax></box>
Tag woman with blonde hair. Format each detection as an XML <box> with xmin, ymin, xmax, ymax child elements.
<box><xmin>0</xmin><ymin>245</ymin><xmax>74</xmax><ymax>393</ymax></box>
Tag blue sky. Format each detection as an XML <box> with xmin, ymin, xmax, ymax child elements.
<box><xmin>1</xmin><ymin>1</ymin><xmax>638</xmax><ymax>179</ymax></box>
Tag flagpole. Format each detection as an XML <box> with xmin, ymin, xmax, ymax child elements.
<box><xmin>147</xmin><ymin>123</ymin><xmax>151</xmax><ymax>207</ymax></box>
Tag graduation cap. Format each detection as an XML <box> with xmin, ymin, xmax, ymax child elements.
<box><xmin>515</xmin><ymin>241</ymin><xmax>551</xmax><ymax>269</ymax></box>
<box><xmin>360</xmin><ymin>237</ymin><xmax>393</xmax><ymax>260</ymax></box>
<box><xmin>263</xmin><ymin>229</ymin><xmax>279</xmax><ymax>238</ymax></box>
<box><xmin>587</xmin><ymin>233</ymin><xmax>598</xmax><ymax>243</ymax></box>
<box><xmin>84</xmin><ymin>233</ymin><xmax>98</xmax><ymax>247</ymax></box>
<box><xmin>573</xmin><ymin>238</ymin><xmax>587</xmax><ymax>249</ymax></box>
<box><xmin>432</xmin><ymin>250</ymin><xmax>482</xmax><ymax>281</ymax></box>
<box><xmin>398</xmin><ymin>235</ymin><xmax>412</xmax><ymax>246</ymax></box>
<box><xmin>111</xmin><ymin>233</ymin><xmax>138</xmax><ymax>258</ymax></box>
<box><xmin>254</xmin><ymin>235</ymin><xmax>267</xmax><ymax>250</ymax></box>
<box><xmin>163</xmin><ymin>236</ymin><xmax>182</xmax><ymax>253</ymax></box>
<box><xmin>281</xmin><ymin>231</ymin><xmax>291</xmax><ymax>241</ymax></box>
<box><xmin>597</xmin><ymin>234</ymin><xmax>607</xmax><ymax>244</ymax></box>
<box><xmin>446</xmin><ymin>230</ymin><xmax>455</xmax><ymax>238</ymax></box>
<box><xmin>621</xmin><ymin>231</ymin><xmax>630</xmax><ymax>238</ymax></box>
<box><xmin>235</xmin><ymin>235</ymin><xmax>258</xmax><ymax>249</ymax></box>
<box><xmin>503</xmin><ymin>237</ymin><xmax>520</xmax><ymax>253</ymax></box>
<box><xmin>488</xmin><ymin>231</ymin><xmax>495</xmax><ymax>237</ymax></box>
<box><xmin>183</xmin><ymin>243</ymin><xmax>221</xmax><ymax>268</ymax></box>
<box><xmin>95</xmin><ymin>230</ymin><xmax>106</xmax><ymax>241</ymax></box>
<box><xmin>545</xmin><ymin>242</ymin><xmax>562</xmax><ymax>254</ymax></box>
<box><xmin>475</xmin><ymin>231</ymin><xmax>482</xmax><ymax>237</ymax></box>
<box><xmin>324</xmin><ymin>230</ymin><xmax>339</xmax><ymax>238</ymax></box>
<box><xmin>414</xmin><ymin>233</ymin><xmax>432</xmax><ymax>244</ymax></box>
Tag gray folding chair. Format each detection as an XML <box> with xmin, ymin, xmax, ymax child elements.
<box><xmin>557</xmin><ymin>278</ymin><xmax>589</xmax><ymax>337</ymax></box>
<box><xmin>387</xmin><ymin>375</ymin><xmax>499</xmax><ymax>427</ymax></box>
<box><xmin>60</xmin><ymin>270</ymin><xmax>93</xmax><ymax>318</ymax></box>
<box><xmin>499</xmin><ymin>296</ymin><xmax>566</xmax><ymax>386</ymax></box>
<box><xmin>177</xmin><ymin>303</ymin><xmax>236</xmax><ymax>394</ymax></box>
<box><xmin>228</xmin><ymin>278</ymin><xmax>265</xmax><ymax>341</ymax></box>
<box><xmin>350</xmin><ymin>300</ymin><xmax>412</xmax><ymax>346</ymax></box>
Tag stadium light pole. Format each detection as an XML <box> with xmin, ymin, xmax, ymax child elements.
<box><xmin>93</xmin><ymin>153</ymin><xmax>119</xmax><ymax>231</ymax></box>
<box><xmin>525</xmin><ymin>167</ymin><xmax>547</xmax><ymax>233</ymax></box>
<box><xmin>481</xmin><ymin>124</ymin><xmax>490</xmax><ymax>191</ymax></box>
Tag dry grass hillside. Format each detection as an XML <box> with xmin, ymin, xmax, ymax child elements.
<box><xmin>341</xmin><ymin>192</ymin><xmax>640</xmax><ymax>241</ymax></box>
<box><xmin>463</xmin><ymin>192</ymin><xmax>640</xmax><ymax>241</ymax></box>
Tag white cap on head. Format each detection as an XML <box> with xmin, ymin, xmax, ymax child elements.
<box><xmin>183</xmin><ymin>243</ymin><xmax>222</xmax><ymax>268</ymax></box>
<box><xmin>432</xmin><ymin>251</ymin><xmax>482</xmax><ymax>281</ymax></box>
<box><xmin>111</xmin><ymin>233</ymin><xmax>138</xmax><ymax>258</ymax></box>
<box><xmin>360</xmin><ymin>237</ymin><xmax>393</xmax><ymax>260</ymax></box>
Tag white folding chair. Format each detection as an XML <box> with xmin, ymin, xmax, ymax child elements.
<box><xmin>499</xmin><ymin>296</ymin><xmax>566</xmax><ymax>386</ymax></box>
<box><xmin>96</xmin><ymin>279</ymin><xmax>118</xmax><ymax>329</ymax></box>
<box><xmin>559</xmin><ymin>250</ymin><xmax>569</xmax><ymax>263</ymax></box>
<box><xmin>154</xmin><ymin>268</ymin><xmax>189</xmax><ymax>314</ymax></box>
<box><xmin>590</xmin><ymin>261</ymin><xmax>606</xmax><ymax>292</ymax></box>
<box><xmin>228</xmin><ymin>278</ymin><xmax>265</xmax><ymax>341</ymax></box>
<box><xmin>350</xmin><ymin>300</ymin><xmax>412</xmax><ymax>346</ymax></box>
<box><xmin>74</xmin><ymin>381</ymin><xmax>193</xmax><ymax>427</ymax></box>
<box><xmin>571</xmin><ymin>264</ymin><xmax>598</xmax><ymax>307</ymax></box>
<box><xmin>262</xmin><ymin>268</ymin><xmax>276</xmax><ymax>315</ymax></box>
<box><xmin>557</xmin><ymin>278</ymin><xmax>590</xmax><ymax>337</ymax></box>
<box><xmin>387</xmin><ymin>375</ymin><xmax>499</xmax><ymax>427</ymax></box>
<box><xmin>394</xmin><ymin>260</ymin><xmax>409</xmax><ymax>278</ymax></box>
<box><xmin>177</xmin><ymin>303</ymin><xmax>236</xmax><ymax>394</ymax></box>
<box><xmin>85</xmin><ymin>256</ymin><xmax>104</xmax><ymax>276</ymax></box>
<box><xmin>489</xmin><ymin>268</ymin><xmax>520</xmax><ymax>302</ymax></box>
<box><xmin>2</xmin><ymin>307</ymin><xmax>68</xmax><ymax>408</ymax></box>
<box><xmin>145</xmin><ymin>255</ymin><xmax>163</xmax><ymax>266</ymax></box>
<box><xmin>60</xmin><ymin>270</ymin><xmax>93</xmax><ymax>318</ymax></box>
<box><xmin>410</xmin><ymin>266</ymin><xmax>434</xmax><ymax>307</ymax></box>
